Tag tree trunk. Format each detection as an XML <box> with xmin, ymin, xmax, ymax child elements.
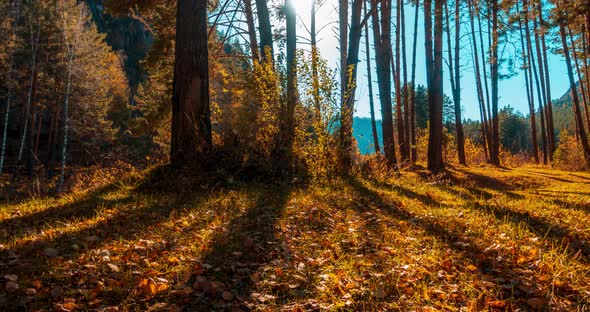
<box><xmin>364</xmin><ymin>4</ymin><xmax>380</xmax><ymax>154</ymax></box>
<box><xmin>278</xmin><ymin>0</ymin><xmax>297</xmax><ymax>172</ymax></box>
<box><xmin>410</xmin><ymin>0</ymin><xmax>419</xmax><ymax>164</ymax></box>
<box><xmin>244</xmin><ymin>0</ymin><xmax>259</xmax><ymax>62</ymax></box>
<box><xmin>468</xmin><ymin>0</ymin><xmax>489</xmax><ymax>161</ymax></box>
<box><xmin>427</xmin><ymin>0</ymin><xmax>444</xmax><ymax>171</ymax></box>
<box><xmin>560</xmin><ymin>24</ymin><xmax>590</xmax><ymax>167</ymax></box>
<box><xmin>255</xmin><ymin>0</ymin><xmax>273</xmax><ymax>62</ymax></box>
<box><xmin>339</xmin><ymin>0</ymin><xmax>348</xmax><ymax>106</ymax></box>
<box><xmin>490</xmin><ymin>0</ymin><xmax>500</xmax><ymax>166</ymax></box>
<box><xmin>538</xmin><ymin>1</ymin><xmax>555</xmax><ymax>159</ymax></box>
<box><xmin>445</xmin><ymin>0</ymin><xmax>465</xmax><ymax>165</ymax></box>
<box><xmin>517</xmin><ymin>2</ymin><xmax>539</xmax><ymax>164</ymax></box>
<box><xmin>401</xmin><ymin>0</ymin><xmax>410</xmax><ymax>163</ymax></box>
<box><xmin>532</xmin><ymin>17</ymin><xmax>548</xmax><ymax>164</ymax></box>
<box><xmin>60</xmin><ymin>53</ymin><xmax>73</xmax><ymax>189</ymax></box>
<box><xmin>311</xmin><ymin>0</ymin><xmax>321</xmax><ymax>118</ymax></box>
<box><xmin>340</xmin><ymin>0</ymin><xmax>364</xmax><ymax>167</ymax></box>
<box><xmin>170</xmin><ymin>0</ymin><xmax>212</xmax><ymax>164</ymax></box>
<box><xmin>569</xmin><ymin>28</ymin><xmax>590</xmax><ymax>132</ymax></box>
<box><xmin>373</xmin><ymin>0</ymin><xmax>397</xmax><ymax>166</ymax></box>
<box><xmin>18</xmin><ymin>25</ymin><xmax>40</xmax><ymax>164</ymax></box>
<box><xmin>395</xmin><ymin>0</ymin><xmax>406</xmax><ymax>163</ymax></box>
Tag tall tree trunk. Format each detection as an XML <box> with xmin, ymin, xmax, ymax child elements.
<box><xmin>401</xmin><ymin>0</ymin><xmax>410</xmax><ymax>162</ymax></box>
<box><xmin>364</xmin><ymin>4</ymin><xmax>380</xmax><ymax>154</ymax></box>
<box><xmin>395</xmin><ymin>0</ymin><xmax>406</xmax><ymax>163</ymax></box>
<box><xmin>278</xmin><ymin>0</ymin><xmax>297</xmax><ymax>172</ymax></box>
<box><xmin>517</xmin><ymin>3</ymin><xmax>539</xmax><ymax>164</ymax></box>
<box><xmin>170</xmin><ymin>0</ymin><xmax>212</xmax><ymax>164</ymax></box>
<box><xmin>410</xmin><ymin>0</ymin><xmax>419</xmax><ymax>164</ymax></box>
<box><xmin>18</xmin><ymin>25</ymin><xmax>41</xmax><ymax>164</ymax></box>
<box><xmin>339</xmin><ymin>0</ymin><xmax>349</xmax><ymax>106</ymax></box>
<box><xmin>490</xmin><ymin>0</ymin><xmax>500</xmax><ymax>166</ymax></box>
<box><xmin>532</xmin><ymin>18</ymin><xmax>548</xmax><ymax>164</ymax></box>
<box><xmin>569</xmin><ymin>29</ymin><xmax>590</xmax><ymax>132</ymax></box>
<box><xmin>427</xmin><ymin>0</ymin><xmax>444</xmax><ymax>171</ymax></box>
<box><xmin>243</xmin><ymin>0</ymin><xmax>259</xmax><ymax>62</ymax></box>
<box><xmin>340</xmin><ymin>0</ymin><xmax>364</xmax><ymax>167</ymax></box>
<box><xmin>538</xmin><ymin>1</ymin><xmax>555</xmax><ymax>159</ymax></box>
<box><xmin>445</xmin><ymin>0</ymin><xmax>465</xmax><ymax>165</ymax></box>
<box><xmin>468</xmin><ymin>0</ymin><xmax>489</xmax><ymax>161</ymax></box>
<box><xmin>373</xmin><ymin>0</ymin><xmax>397</xmax><ymax>166</ymax></box>
<box><xmin>60</xmin><ymin>53</ymin><xmax>73</xmax><ymax>189</ymax></box>
<box><xmin>311</xmin><ymin>0</ymin><xmax>321</xmax><ymax>117</ymax></box>
<box><xmin>255</xmin><ymin>0</ymin><xmax>274</xmax><ymax>62</ymax></box>
<box><xmin>560</xmin><ymin>24</ymin><xmax>590</xmax><ymax>167</ymax></box>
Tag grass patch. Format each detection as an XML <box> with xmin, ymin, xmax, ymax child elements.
<box><xmin>0</xmin><ymin>165</ymin><xmax>589</xmax><ymax>310</ymax></box>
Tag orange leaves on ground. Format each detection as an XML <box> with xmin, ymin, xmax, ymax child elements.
<box><xmin>137</xmin><ymin>278</ymin><xmax>169</xmax><ymax>298</ymax></box>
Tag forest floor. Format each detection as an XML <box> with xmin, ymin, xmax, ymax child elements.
<box><xmin>1</xmin><ymin>165</ymin><xmax>589</xmax><ymax>311</ymax></box>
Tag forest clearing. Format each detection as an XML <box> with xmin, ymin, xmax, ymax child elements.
<box><xmin>1</xmin><ymin>165</ymin><xmax>589</xmax><ymax>310</ymax></box>
<box><xmin>2</xmin><ymin>0</ymin><xmax>590</xmax><ymax>310</ymax></box>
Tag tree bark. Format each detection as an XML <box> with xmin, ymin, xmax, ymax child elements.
<box><xmin>532</xmin><ymin>17</ymin><xmax>548</xmax><ymax>164</ymax></box>
<box><xmin>395</xmin><ymin>0</ymin><xmax>406</xmax><ymax>163</ymax></box>
<box><xmin>340</xmin><ymin>0</ymin><xmax>364</xmax><ymax>167</ymax></box>
<box><xmin>427</xmin><ymin>0</ymin><xmax>444</xmax><ymax>171</ymax></box>
<box><xmin>468</xmin><ymin>0</ymin><xmax>489</xmax><ymax>161</ymax></box>
<box><xmin>373</xmin><ymin>0</ymin><xmax>397</xmax><ymax>166</ymax></box>
<box><xmin>538</xmin><ymin>1</ymin><xmax>555</xmax><ymax>159</ymax></box>
<box><xmin>170</xmin><ymin>0</ymin><xmax>212</xmax><ymax>164</ymax></box>
<box><xmin>364</xmin><ymin>4</ymin><xmax>380</xmax><ymax>154</ymax></box>
<box><xmin>339</xmin><ymin>0</ymin><xmax>348</xmax><ymax>106</ymax></box>
<box><xmin>255</xmin><ymin>0</ymin><xmax>274</xmax><ymax>62</ymax></box>
<box><xmin>517</xmin><ymin>2</ymin><xmax>539</xmax><ymax>164</ymax></box>
<box><xmin>490</xmin><ymin>0</ymin><xmax>500</xmax><ymax>166</ymax></box>
<box><xmin>560</xmin><ymin>24</ymin><xmax>590</xmax><ymax>167</ymax></box>
<box><xmin>401</xmin><ymin>0</ymin><xmax>410</xmax><ymax>162</ymax></box>
<box><xmin>410</xmin><ymin>0</ymin><xmax>419</xmax><ymax>164</ymax></box>
<box><xmin>243</xmin><ymin>0</ymin><xmax>259</xmax><ymax>62</ymax></box>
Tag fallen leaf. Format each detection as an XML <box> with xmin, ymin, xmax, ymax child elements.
<box><xmin>527</xmin><ymin>297</ymin><xmax>545</xmax><ymax>310</ymax></box>
<box><xmin>221</xmin><ymin>291</ymin><xmax>234</xmax><ymax>301</ymax></box>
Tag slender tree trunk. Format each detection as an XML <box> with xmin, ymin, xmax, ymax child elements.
<box><xmin>255</xmin><ymin>0</ymin><xmax>273</xmax><ymax>62</ymax></box>
<box><xmin>490</xmin><ymin>0</ymin><xmax>500</xmax><ymax>166</ymax></box>
<box><xmin>527</xmin><ymin>10</ymin><xmax>547</xmax><ymax>164</ymax></box>
<box><xmin>18</xmin><ymin>25</ymin><xmax>40</xmax><ymax>164</ymax></box>
<box><xmin>278</xmin><ymin>0</ymin><xmax>297</xmax><ymax>172</ymax></box>
<box><xmin>339</xmin><ymin>0</ymin><xmax>349</xmax><ymax>106</ymax></box>
<box><xmin>569</xmin><ymin>28</ymin><xmax>590</xmax><ymax>132</ymax></box>
<box><xmin>445</xmin><ymin>0</ymin><xmax>465</xmax><ymax>165</ymax></box>
<box><xmin>60</xmin><ymin>54</ymin><xmax>73</xmax><ymax>189</ymax></box>
<box><xmin>243</xmin><ymin>0</ymin><xmax>259</xmax><ymax>62</ymax></box>
<box><xmin>560</xmin><ymin>24</ymin><xmax>590</xmax><ymax>167</ymax></box>
<box><xmin>340</xmin><ymin>0</ymin><xmax>364</xmax><ymax>167</ymax></box>
<box><xmin>311</xmin><ymin>0</ymin><xmax>321</xmax><ymax>117</ymax></box>
<box><xmin>170</xmin><ymin>0</ymin><xmax>212</xmax><ymax>164</ymax></box>
<box><xmin>364</xmin><ymin>4</ymin><xmax>380</xmax><ymax>154</ymax></box>
<box><xmin>410</xmin><ymin>0</ymin><xmax>419</xmax><ymax>164</ymax></box>
<box><xmin>517</xmin><ymin>3</ymin><xmax>539</xmax><ymax>164</ymax></box>
<box><xmin>373</xmin><ymin>0</ymin><xmax>397</xmax><ymax>165</ymax></box>
<box><xmin>401</xmin><ymin>0</ymin><xmax>410</xmax><ymax>163</ymax></box>
<box><xmin>427</xmin><ymin>0</ymin><xmax>444</xmax><ymax>171</ymax></box>
<box><xmin>538</xmin><ymin>2</ymin><xmax>555</xmax><ymax>159</ymax></box>
<box><xmin>468</xmin><ymin>0</ymin><xmax>489</xmax><ymax>161</ymax></box>
<box><xmin>395</xmin><ymin>0</ymin><xmax>406</xmax><ymax>163</ymax></box>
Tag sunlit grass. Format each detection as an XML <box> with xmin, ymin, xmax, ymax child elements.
<box><xmin>0</xmin><ymin>165</ymin><xmax>588</xmax><ymax>310</ymax></box>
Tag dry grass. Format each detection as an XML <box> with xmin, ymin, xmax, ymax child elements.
<box><xmin>0</xmin><ymin>165</ymin><xmax>589</xmax><ymax>311</ymax></box>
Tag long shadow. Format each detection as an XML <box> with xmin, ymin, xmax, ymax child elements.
<box><xmin>186</xmin><ymin>182</ymin><xmax>293</xmax><ymax>310</ymax></box>
<box><xmin>346</xmin><ymin>177</ymin><xmax>588</xmax><ymax>307</ymax></box>
<box><xmin>547</xmin><ymin>198</ymin><xmax>590</xmax><ymax>214</ymax></box>
<box><xmin>470</xmin><ymin>201</ymin><xmax>590</xmax><ymax>261</ymax></box>
<box><xmin>0</xmin><ymin>167</ymin><xmax>228</xmax><ymax>310</ymax></box>
<box><xmin>0</xmin><ymin>183</ymin><xmax>132</xmax><ymax>245</ymax></box>
<box><xmin>518</xmin><ymin>169</ymin><xmax>589</xmax><ymax>184</ymax></box>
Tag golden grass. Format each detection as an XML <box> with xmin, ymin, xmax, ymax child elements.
<box><xmin>0</xmin><ymin>165</ymin><xmax>589</xmax><ymax>311</ymax></box>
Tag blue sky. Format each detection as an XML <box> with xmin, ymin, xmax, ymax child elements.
<box><xmin>292</xmin><ymin>0</ymin><xmax>571</xmax><ymax>121</ymax></box>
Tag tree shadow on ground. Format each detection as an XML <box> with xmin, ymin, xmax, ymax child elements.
<box><xmin>186</xmin><ymin>182</ymin><xmax>293</xmax><ymax>311</ymax></box>
<box><xmin>344</xmin><ymin>178</ymin><xmax>567</xmax><ymax>308</ymax></box>
<box><xmin>0</xmin><ymin>165</ymin><xmax>249</xmax><ymax>310</ymax></box>
<box><xmin>518</xmin><ymin>169</ymin><xmax>590</xmax><ymax>184</ymax></box>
